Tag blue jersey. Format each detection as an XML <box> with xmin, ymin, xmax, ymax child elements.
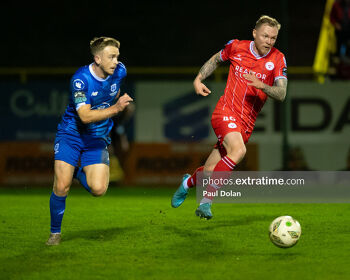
<box><xmin>57</xmin><ymin>62</ymin><xmax>127</xmax><ymax>142</ymax></box>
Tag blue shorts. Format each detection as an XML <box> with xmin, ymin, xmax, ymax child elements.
<box><xmin>54</xmin><ymin>133</ymin><xmax>109</xmax><ymax>167</ymax></box>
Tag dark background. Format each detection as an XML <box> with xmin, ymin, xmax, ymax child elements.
<box><xmin>2</xmin><ymin>0</ymin><xmax>325</xmax><ymax>68</ymax></box>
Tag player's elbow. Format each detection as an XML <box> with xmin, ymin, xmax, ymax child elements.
<box><xmin>77</xmin><ymin>108</ymin><xmax>93</xmax><ymax>124</ymax></box>
<box><xmin>277</xmin><ymin>90</ymin><xmax>286</xmax><ymax>102</ymax></box>
<box><xmin>279</xmin><ymin>94</ymin><xmax>286</xmax><ymax>102</ymax></box>
<box><xmin>79</xmin><ymin>115</ymin><xmax>93</xmax><ymax>124</ymax></box>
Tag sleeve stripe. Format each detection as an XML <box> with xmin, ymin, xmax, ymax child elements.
<box><xmin>219</xmin><ymin>50</ymin><xmax>224</xmax><ymax>62</ymax></box>
<box><xmin>274</xmin><ymin>76</ymin><xmax>287</xmax><ymax>81</ymax></box>
<box><xmin>76</xmin><ymin>103</ymin><xmax>86</xmax><ymax>111</ymax></box>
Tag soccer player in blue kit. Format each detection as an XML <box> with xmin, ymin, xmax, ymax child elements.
<box><xmin>46</xmin><ymin>37</ymin><xmax>133</xmax><ymax>245</ymax></box>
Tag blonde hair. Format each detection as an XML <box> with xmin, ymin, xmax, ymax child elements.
<box><xmin>255</xmin><ymin>15</ymin><xmax>281</xmax><ymax>30</ymax></box>
<box><xmin>90</xmin><ymin>37</ymin><xmax>120</xmax><ymax>56</ymax></box>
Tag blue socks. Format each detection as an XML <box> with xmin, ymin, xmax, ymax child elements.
<box><xmin>50</xmin><ymin>192</ymin><xmax>67</xmax><ymax>233</ymax></box>
<box><xmin>74</xmin><ymin>167</ymin><xmax>91</xmax><ymax>193</ymax></box>
<box><xmin>49</xmin><ymin>168</ymin><xmax>91</xmax><ymax>233</ymax></box>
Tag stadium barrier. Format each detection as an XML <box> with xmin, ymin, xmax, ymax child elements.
<box><xmin>124</xmin><ymin>143</ymin><xmax>258</xmax><ymax>185</ymax></box>
<box><xmin>0</xmin><ymin>141</ymin><xmax>258</xmax><ymax>185</ymax></box>
<box><xmin>0</xmin><ymin>142</ymin><xmax>53</xmax><ymax>185</ymax></box>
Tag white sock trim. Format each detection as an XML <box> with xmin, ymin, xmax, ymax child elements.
<box><xmin>183</xmin><ymin>177</ymin><xmax>189</xmax><ymax>190</ymax></box>
<box><xmin>200</xmin><ymin>198</ymin><xmax>212</xmax><ymax>205</ymax></box>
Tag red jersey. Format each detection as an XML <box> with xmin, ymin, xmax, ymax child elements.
<box><xmin>215</xmin><ymin>39</ymin><xmax>287</xmax><ymax>135</ymax></box>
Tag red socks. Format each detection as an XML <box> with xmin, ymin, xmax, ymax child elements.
<box><xmin>186</xmin><ymin>166</ymin><xmax>204</xmax><ymax>188</ymax></box>
<box><xmin>186</xmin><ymin>156</ymin><xmax>236</xmax><ymax>191</ymax></box>
<box><xmin>212</xmin><ymin>156</ymin><xmax>236</xmax><ymax>173</ymax></box>
<box><xmin>204</xmin><ymin>156</ymin><xmax>236</xmax><ymax>200</ymax></box>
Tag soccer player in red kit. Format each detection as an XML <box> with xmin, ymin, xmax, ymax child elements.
<box><xmin>171</xmin><ymin>15</ymin><xmax>288</xmax><ymax>219</ymax></box>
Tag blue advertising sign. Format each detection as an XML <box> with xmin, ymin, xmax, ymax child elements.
<box><xmin>0</xmin><ymin>81</ymin><xmax>135</xmax><ymax>141</ymax></box>
<box><xmin>0</xmin><ymin>81</ymin><xmax>69</xmax><ymax>140</ymax></box>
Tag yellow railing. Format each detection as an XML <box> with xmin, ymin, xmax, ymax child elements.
<box><xmin>313</xmin><ymin>0</ymin><xmax>336</xmax><ymax>83</ymax></box>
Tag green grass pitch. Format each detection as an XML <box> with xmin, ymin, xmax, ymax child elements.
<box><xmin>0</xmin><ymin>185</ymin><xmax>349</xmax><ymax>279</ymax></box>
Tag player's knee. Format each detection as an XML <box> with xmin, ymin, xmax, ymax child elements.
<box><xmin>227</xmin><ymin>144</ymin><xmax>246</xmax><ymax>163</ymax></box>
<box><xmin>54</xmin><ymin>180</ymin><xmax>70</xmax><ymax>196</ymax></box>
<box><xmin>238</xmin><ymin>145</ymin><xmax>247</xmax><ymax>159</ymax></box>
<box><xmin>91</xmin><ymin>183</ymin><xmax>108</xmax><ymax>197</ymax></box>
<box><xmin>235</xmin><ymin>146</ymin><xmax>246</xmax><ymax>163</ymax></box>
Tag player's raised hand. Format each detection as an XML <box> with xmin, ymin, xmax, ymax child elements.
<box><xmin>193</xmin><ymin>79</ymin><xmax>212</xmax><ymax>96</ymax></box>
<box><xmin>115</xmin><ymin>93</ymin><xmax>133</xmax><ymax>112</ymax></box>
<box><xmin>243</xmin><ymin>73</ymin><xmax>265</xmax><ymax>90</ymax></box>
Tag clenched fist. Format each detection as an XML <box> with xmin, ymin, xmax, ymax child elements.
<box><xmin>115</xmin><ymin>93</ymin><xmax>133</xmax><ymax>112</ymax></box>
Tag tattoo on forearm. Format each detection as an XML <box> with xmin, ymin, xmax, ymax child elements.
<box><xmin>262</xmin><ymin>78</ymin><xmax>288</xmax><ymax>101</ymax></box>
<box><xmin>199</xmin><ymin>52</ymin><xmax>222</xmax><ymax>80</ymax></box>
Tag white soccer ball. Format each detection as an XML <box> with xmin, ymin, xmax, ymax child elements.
<box><xmin>269</xmin><ymin>216</ymin><xmax>301</xmax><ymax>248</ymax></box>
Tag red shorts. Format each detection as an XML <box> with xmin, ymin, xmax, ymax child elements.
<box><xmin>211</xmin><ymin>111</ymin><xmax>252</xmax><ymax>157</ymax></box>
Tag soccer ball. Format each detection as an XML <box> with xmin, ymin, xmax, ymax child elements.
<box><xmin>269</xmin><ymin>216</ymin><xmax>301</xmax><ymax>248</ymax></box>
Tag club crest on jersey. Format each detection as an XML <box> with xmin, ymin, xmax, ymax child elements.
<box><xmin>265</xmin><ymin>62</ymin><xmax>274</xmax><ymax>71</ymax></box>
<box><xmin>73</xmin><ymin>79</ymin><xmax>85</xmax><ymax>90</ymax></box>
<box><xmin>110</xmin><ymin>84</ymin><xmax>117</xmax><ymax>96</ymax></box>
<box><xmin>111</xmin><ymin>84</ymin><xmax>117</xmax><ymax>92</ymax></box>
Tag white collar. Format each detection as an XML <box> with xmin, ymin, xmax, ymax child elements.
<box><xmin>89</xmin><ymin>63</ymin><xmax>110</xmax><ymax>82</ymax></box>
<box><xmin>250</xmin><ymin>41</ymin><xmax>271</xmax><ymax>59</ymax></box>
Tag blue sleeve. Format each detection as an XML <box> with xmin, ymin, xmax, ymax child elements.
<box><xmin>70</xmin><ymin>72</ymin><xmax>90</xmax><ymax>110</ymax></box>
<box><xmin>116</xmin><ymin>62</ymin><xmax>127</xmax><ymax>79</ymax></box>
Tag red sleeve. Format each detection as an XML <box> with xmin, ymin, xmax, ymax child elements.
<box><xmin>273</xmin><ymin>53</ymin><xmax>288</xmax><ymax>81</ymax></box>
<box><xmin>220</xmin><ymin>39</ymin><xmax>238</xmax><ymax>62</ymax></box>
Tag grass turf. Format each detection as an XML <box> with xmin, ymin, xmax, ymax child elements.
<box><xmin>0</xmin><ymin>185</ymin><xmax>349</xmax><ymax>280</ymax></box>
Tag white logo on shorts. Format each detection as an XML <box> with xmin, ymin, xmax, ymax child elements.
<box><xmin>228</xmin><ymin>123</ymin><xmax>237</xmax><ymax>129</ymax></box>
<box><xmin>54</xmin><ymin>143</ymin><xmax>59</xmax><ymax>154</ymax></box>
<box><xmin>265</xmin><ymin>62</ymin><xmax>274</xmax><ymax>71</ymax></box>
<box><xmin>223</xmin><ymin>116</ymin><xmax>236</xmax><ymax>121</ymax></box>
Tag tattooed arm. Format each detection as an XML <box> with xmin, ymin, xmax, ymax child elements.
<box><xmin>261</xmin><ymin>79</ymin><xmax>288</xmax><ymax>101</ymax></box>
<box><xmin>193</xmin><ymin>52</ymin><xmax>222</xmax><ymax>96</ymax></box>
<box><xmin>262</xmin><ymin>78</ymin><xmax>287</xmax><ymax>102</ymax></box>
<box><xmin>243</xmin><ymin>73</ymin><xmax>287</xmax><ymax>102</ymax></box>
